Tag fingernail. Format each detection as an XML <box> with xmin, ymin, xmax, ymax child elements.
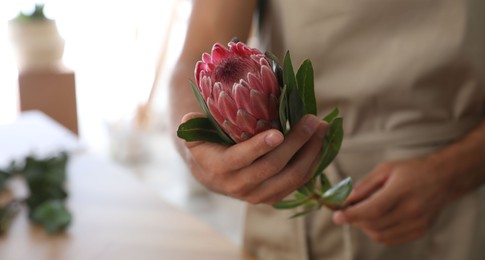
<box><xmin>333</xmin><ymin>211</ymin><xmax>347</xmax><ymax>225</ymax></box>
<box><xmin>265</xmin><ymin>132</ymin><xmax>283</xmax><ymax>147</ymax></box>
<box><xmin>303</xmin><ymin>115</ymin><xmax>320</xmax><ymax>134</ymax></box>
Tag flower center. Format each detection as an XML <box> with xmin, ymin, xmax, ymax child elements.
<box><xmin>213</xmin><ymin>57</ymin><xmax>257</xmax><ymax>86</ymax></box>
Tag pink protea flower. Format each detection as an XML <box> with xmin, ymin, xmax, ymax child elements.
<box><xmin>195</xmin><ymin>41</ymin><xmax>281</xmax><ymax>143</ymax></box>
<box><xmin>179</xmin><ymin>40</ymin><xmax>350</xmax><ymax>216</ymax></box>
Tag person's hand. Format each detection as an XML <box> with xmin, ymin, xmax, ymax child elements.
<box><xmin>181</xmin><ymin>112</ymin><xmax>328</xmax><ymax>205</ymax></box>
<box><xmin>332</xmin><ymin>157</ymin><xmax>453</xmax><ymax>245</ymax></box>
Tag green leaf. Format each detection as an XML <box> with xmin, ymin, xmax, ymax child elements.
<box><xmin>278</xmin><ymin>85</ymin><xmax>289</xmax><ymax>134</ymax></box>
<box><xmin>297</xmin><ymin>174</ymin><xmax>317</xmax><ymax>195</ymax></box>
<box><xmin>314</xmin><ymin>117</ymin><xmax>344</xmax><ymax>175</ymax></box>
<box><xmin>31</xmin><ymin>200</ymin><xmax>72</xmax><ymax>234</ymax></box>
<box><xmin>294</xmin><ymin>191</ymin><xmax>307</xmax><ymax>200</ymax></box>
<box><xmin>296</xmin><ymin>60</ymin><xmax>317</xmax><ymax>115</ymax></box>
<box><xmin>283</xmin><ymin>51</ymin><xmax>306</xmax><ymax>127</ymax></box>
<box><xmin>21</xmin><ymin>153</ymin><xmax>70</xmax><ymax>214</ymax></box>
<box><xmin>288</xmin><ymin>88</ymin><xmax>307</xmax><ymax>128</ymax></box>
<box><xmin>297</xmin><ymin>185</ymin><xmax>312</xmax><ymax>197</ymax></box>
<box><xmin>0</xmin><ymin>170</ymin><xmax>10</xmax><ymax>192</ymax></box>
<box><xmin>319</xmin><ymin>173</ymin><xmax>332</xmax><ymax>194</ymax></box>
<box><xmin>22</xmin><ymin>152</ymin><xmax>68</xmax><ymax>187</ymax></box>
<box><xmin>0</xmin><ymin>201</ymin><xmax>20</xmax><ymax>233</ymax></box>
<box><xmin>25</xmin><ymin>185</ymin><xmax>67</xmax><ymax>213</ymax></box>
<box><xmin>189</xmin><ymin>81</ymin><xmax>234</xmax><ymax>145</ymax></box>
<box><xmin>0</xmin><ymin>153</ymin><xmax>73</xmax><ymax>233</ymax></box>
<box><xmin>323</xmin><ymin>107</ymin><xmax>340</xmax><ymax>123</ymax></box>
<box><xmin>177</xmin><ymin>117</ymin><xmax>227</xmax><ymax>143</ymax></box>
<box><xmin>273</xmin><ymin>196</ymin><xmax>311</xmax><ymax>209</ymax></box>
<box><xmin>321</xmin><ymin>177</ymin><xmax>353</xmax><ymax>210</ymax></box>
<box><xmin>323</xmin><ymin>118</ymin><xmax>344</xmax><ymax>166</ymax></box>
<box><xmin>290</xmin><ymin>208</ymin><xmax>317</xmax><ymax>219</ymax></box>
<box><xmin>283</xmin><ymin>51</ymin><xmax>298</xmax><ymax>92</ymax></box>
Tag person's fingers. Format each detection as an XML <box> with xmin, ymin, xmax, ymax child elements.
<box><xmin>230</xmin><ymin>114</ymin><xmax>322</xmax><ymax>188</ymax></box>
<box><xmin>333</xmin><ymin>164</ymin><xmax>395</xmax><ymax>225</ymax></box>
<box><xmin>334</xmin><ymin>180</ymin><xmax>402</xmax><ymax>225</ymax></box>
<box><xmin>360</xmin><ymin>199</ymin><xmax>427</xmax><ymax>232</ymax></box>
<box><xmin>222</xmin><ymin>129</ymin><xmax>284</xmax><ymax>171</ymax></box>
<box><xmin>181</xmin><ymin>112</ymin><xmax>206</xmax><ymax>123</ymax></box>
<box><xmin>184</xmin><ymin>113</ymin><xmax>284</xmax><ymax>174</ymax></box>
<box><xmin>242</xmin><ymin>122</ymin><xmax>328</xmax><ymax>204</ymax></box>
<box><xmin>264</xmin><ymin>139</ymin><xmax>327</xmax><ymax>204</ymax></box>
<box><xmin>183</xmin><ymin>113</ymin><xmax>325</xmax><ymax>202</ymax></box>
<box><xmin>188</xmin><ymin>128</ymin><xmax>285</xmax><ymax>183</ymax></box>
<box><xmin>363</xmin><ymin>216</ymin><xmax>429</xmax><ymax>245</ymax></box>
<box><xmin>344</xmin><ymin>163</ymin><xmax>392</xmax><ymax>205</ymax></box>
<box><xmin>250</xmin><ymin>114</ymin><xmax>323</xmax><ymax>174</ymax></box>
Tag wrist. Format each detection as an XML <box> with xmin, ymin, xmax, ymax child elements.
<box><xmin>425</xmin><ymin>152</ymin><xmax>462</xmax><ymax>201</ymax></box>
<box><xmin>426</xmin><ymin>141</ymin><xmax>485</xmax><ymax>201</ymax></box>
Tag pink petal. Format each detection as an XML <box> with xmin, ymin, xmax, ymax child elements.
<box><xmin>247</xmin><ymin>60</ymin><xmax>262</xmax><ymax>78</ymax></box>
<box><xmin>211</xmin><ymin>43</ymin><xmax>230</xmax><ymax>63</ymax></box>
<box><xmin>223</xmin><ymin>120</ymin><xmax>244</xmax><ymax>143</ymax></box>
<box><xmin>259</xmin><ymin>56</ymin><xmax>270</xmax><ymax>67</ymax></box>
<box><xmin>199</xmin><ymin>70</ymin><xmax>208</xmax><ymax>90</ymax></box>
<box><xmin>247</xmin><ymin>72</ymin><xmax>263</xmax><ymax>91</ymax></box>
<box><xmin>250</xmin><ymin>89</ymin><xmax>270</xmax><ymax>120</ymax></box>
<box><xmin>221</xmin><ymin>81</ymin><xmax>233</xmax><ymax>95</ymax></box>
<box><xmin>255</xmin><ymin>120</ymin><xmax>271</xmax><ymax>133</ymax></box>
<box><xmin>195</xmin><ymin>61</ymin><xmax>206</xmax><ymax>86</ymax></box>
<box><xmin>250</xmin><ymin>47</ymin><xmax>262</xmax><ymax>55</ymax></box>
<box><xmin>236</xmin><ymin>109</ymin><xmax>257</xmax><ymax>133</ymax></box>
<box><xmin>199</xmin><ymin>70</ymin><xmax>207</xmax><ymax>79</ymax></box>
<box><xmin>207</xmin><ymin>63</ymin><xmax>215</xmax><ymax>72</ymax></box>
<box><xmin>228</xmin><ymin>41</ymin><xmax>261</xmax><ymax>59</ymax></box>
<box><xmin>240</xmin><ymin>132</ymin><xmax>253</xmax><ymax>142</ymax></box>
<box><xmin>233</xmin><ymin>82</ymin><xmax>251</xmax><ymax>112</ymax></box>
<box><xmin>212</xmin><ymin>82</ymin><xmax>223</xmax><ymax>100</ymax></box>
<box><xmin>231</xmin><ymin>42</ymin><xmax>252</xmax><ymax>58</ymax></box>
<box><xmin>207</xmin><ymin>98</ymin><xmax>225</xmax><ymax>126</ymax></box>
<box><xmin>250</xmin><ymin>54</ymin><xmax>265</xmax><ymax>65</ymax></box>
<box><xmin>227</xmin><ymin>41</ymin><xmax>237</xmax><ymax>50</ymax></box>
<box><xmin>238</xmin><ymin>43</ymin><xmax>250</xmax><ymax>55</ymax></box>
<box><xmin>237</xmin><ymin>42</ymin><xmax>261</xmax><ymax>56</ymax></box>
<box><xmin>202</xmin><ymin>53</ymin><xmax>211</xmax><ymax>64</ymax></box>
<box><xmin>228</xmin><ymin>42</ymin><xmax>241</xmax><ymax>56</ymax></box>
<box><xmin>239</xmin><ymin>78</ymin><xmax>251</xmax><ymax>89</ymax></box>
<box><xmin>218</xmin><ymin>91</ymin><xmax>238</xmax><ymax>124</ymax></box>
<box><xmin>200</xmin><ymin>76</ymin><xmax>212</xmax><ymax>100</ymax></box>
<box><xmin>261</xmin><ymin>65</ymin><xmax>279</xmax><ymax>96</ymax></box>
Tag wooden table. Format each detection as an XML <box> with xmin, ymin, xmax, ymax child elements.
<box><xmin>0</xmin><ymin>155</ymin><xmax>250</xmax><ymax>260</ymax></box>
<box><xmin>0</xmin><ymin>152</ymin><xmax>251</xmax><ymax>260</ymax></box>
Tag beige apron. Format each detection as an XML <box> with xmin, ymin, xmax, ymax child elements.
<box><xmin>244</xmin><ymin>0</ymin><xmax>485</xmax><ymax>259</ymax></box>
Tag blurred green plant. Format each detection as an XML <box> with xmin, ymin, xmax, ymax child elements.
<box><xmin>0</xmin><ymin>153</ymin><xmax>71</xmax><ymax>235</ymax></box>
<box><xmin>13</xmin><ymin>3</ymin><xmax>51</xmax><ymax>22</ymax></box>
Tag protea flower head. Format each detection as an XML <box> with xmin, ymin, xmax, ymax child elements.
<box><xmin>195</xmin><ymin>40</ymin><xmax>281</xmax><ymax>143</ymax></box>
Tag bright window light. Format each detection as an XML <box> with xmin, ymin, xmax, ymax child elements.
<box><xmin>0</xmin><ymin>0</ymin><xmax>192</xmax><ymax>155</ymax></box>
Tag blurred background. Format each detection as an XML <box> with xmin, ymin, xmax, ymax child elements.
<box><xmin>0</xmin><ymin>0</ymin><xmax>244</xmax><ymax>245</ymax></box>
<box><xmin>1</xmin><ymin>0</ymin><xmax>186</xmax><ymax>151</ymax></box>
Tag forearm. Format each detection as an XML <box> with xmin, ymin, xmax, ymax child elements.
<box><xmin>428</xmin><ymin>119</ymin><xmax>485</xmax><ymax>200</ymax></box>
<box><xmin>168</xmin><ymin>63</ymin><xmax>202</xmax><ymax>155</ymax></box>
<box><xmin>168</xmin><ymin>0</ymin><xmax>257</xmax><ymax>155</ymax></box>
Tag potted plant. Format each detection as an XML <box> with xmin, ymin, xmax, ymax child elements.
<box><xmin>8</xmin><ymin>4</ymin><xmax>65</xmax><ymax>72</ymax></box>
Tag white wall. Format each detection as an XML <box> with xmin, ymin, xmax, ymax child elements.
<box><xmin>0</xmin><ymin>0</ymin><xmax>191</xmax><ymax>155</ymax></box>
